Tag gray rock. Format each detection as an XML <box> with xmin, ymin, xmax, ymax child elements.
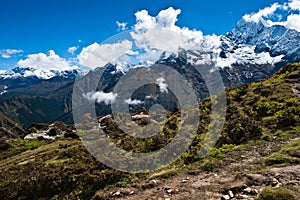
<box><xmin>245</xmin><ymin>174</ymin><xmax>271</xmax><ymax>186</ymax></box>
<box><xmin>166</xmin><ymin>188</ymin><xmax>178</xmax><ymax>194</ymax></box>
<box><xmin>228</xmin><ymin>190</ymin><xmax>234</xmax><ymax>198</ymax></box>
<box><xmin>243</xmin><ymin>187</ymin><xmax>252</xmax><ymax>193</ymax></box>
<box><xmin>24</xmin><ymin>133</ymin><xmax>55</xmax><ymax>140</ymax></box>
<box><xmin>147</xmin><ymin>179</ymin><xmax>158</xmax><ymax>188</ymax></box>
<box><xmin>271</xmin><ymin>178</ymin><xmax>279</xmax><ymax>186</ymax></box>
<box><xmin>112</xmin><ymin>191</ymin><xmax>121</xmax><ymax>197</ymax></box>
<box><xmin>252</xmin><ymin>189</ymin><xmax>259</xmax><ymax>194</ymax></box>
<box><xmin>229</xmin><ymin>181</ymin><xmax>247</xmax><ymax>193</ymax></box>
<box><xmin>222</xmin><ymin>195</ymin><xmax>230</xmax><ymax>200</ymax></box>
<box><xmin>236</xmin><ymin>194</ymin><xmax>250</xmax><ymax>199</ymax></box>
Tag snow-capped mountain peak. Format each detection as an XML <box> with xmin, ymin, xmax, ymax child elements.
<box><xmin>0</xmin><ymin>67</ymin><xmax>84</xmax><ymax>80</ymax></box>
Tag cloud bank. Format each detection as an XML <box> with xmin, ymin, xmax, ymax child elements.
<box><xmin>68</xmin><ymin>46</ymin><xmax>78</xmax><ymax>54</ymax></box>
<box><xmin>156</xmin><ymin>77</ymin><xmax>168</xmax><ymax>93</ymax></box>
<box><xmin>83</xmin><ymin>91</ymin><xmax>118</xmax><ymax>105</ymax></box>
<box><xmin>131</xmin><ymin>7</ymin><xmax>203</xmax><ymax>52</ymax></box>
<box><xmin>117</xmin><ymin>21</ymin><xmax>127</xmax><ymax>31</ymax></box>
<box><xmin>77</xmin><ymin>40</ymin><xmax>133</xmax><ymax>69</ymax></box>
<box><xmin>243</xmin><ymin>0</ymin><xmax>300</xmax><ymax>32</ymax></box>
<box><xmin>289</xmin><ymin>0</ymin><xmax>300</xmax><ymax>10</ymax></box>
<box><xmin>18</xmin><ymin>50</ymin><xmax>77</xmax><ymax>71</ymax></box>
<box><xmin>124</xmin><ymin>98</ymin><xmax>144</xmax><ymax>105</ymax></box>
<box><xmin>76</xmin><ymin>7</ymin><xmax>205</xmax><ymax>70</ymax></box>
<box><xmin>0</xmin><ymin>49</ymin><xmax>23</xmax><ymax>59</ymax></box>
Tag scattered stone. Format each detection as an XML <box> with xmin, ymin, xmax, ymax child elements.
<box><xmin>271</xmin><ymin>178</ymin><xmax>279</xmax><ymax>186</ymax></box>
<box><xmin>131</xmin><ymin>113</ymin><xmax>150</xmax><ymax>125</ymax></box>
<box><xmin>228</xmin><ymin>190</ymin><xmax>234</xmax><ymax>198</ymax></box>
<box><xmin>166</xmin><ymin>189</ymin><xmax>173</xmax><ymax>194</ymax></box>
<box><xmin>142</xmin><ymin>180</ymin><xmax>159</xmax><ymax>189</ymax></box>
<box><xmin>181</xmin><ymin>177</ymin><xmax>190</xmax><ymax>183</ymax></box>
<box><xmin>252</xmin><ymin>188</ymin><xmax>259</xmax><ymax>195</ymax></box>
<box><xmin>112</xmin><ymin>191</ymin><xmax>121</xmax><ymax>197</ymax></box>
<box><xmin>236</xmin><ymin>194</ymin><xmax>250</xmax><ymax>199</ymax></box>
<box><xmin>148</xmin><ymin>180</ymin><xmax>158</xmax><ymax>188</ymax></box>
<box><xmin>150</xmin><ymin>179</ymin><xmax>158</xmax><ymax>185</ymax></box>
<box><xmin>243</xmin><ymin>186</ymin><xmax>260</xmax><ymax>195</ymax></box>
<box><xmin>243</xmin><ymin>187</ymin><xmax>252</xmax><ymax>193</ymax></box>
<box><xmin>275</xmin><ymin>183</ymin><xmax>282</xmax><ymax>188</ymax></box>
<box><xmin>98</xmin><ymin>114</ymin><xmax>113</xmax><ymax>128</ymax></box>
<box><xmin>229</xmin><ymin>181</ymin><xmax>247</xmax><ymax>193</ymax></box>
<box><xmin>129</xmin><ymin>191</ymin><xmax>134</xmax><ymax>195</ymax></box>
<box><xmin>287</xmin><ymin>180</ymin><xmax>299</xmax><ymax>186</ymax></box>
<box><xmin>166</xmin><ymin>188</ymin><xmax>178</xmax><ymax>195</ymax></box>
<box><xmin>221</xmin><ymin>195</ymin><xmax>230</xmax><ymax>200</ymax></box>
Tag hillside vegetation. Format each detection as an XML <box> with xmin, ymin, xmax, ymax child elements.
<box><xmin>0</xmin><ymin>63</ymin><xmax>299</xmax><ymax>199</ymax></box>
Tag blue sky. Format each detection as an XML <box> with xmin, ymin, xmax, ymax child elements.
<box><xmin>0</xmin><ymin>0</ymin><xmax>289</xmax><ymax>70</ymax></box>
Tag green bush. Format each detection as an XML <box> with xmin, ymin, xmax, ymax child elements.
<box><xmin>264</xmin><ymin>153</ymin><xmax>290</xmax><ymax>166</ymax></box>
<box><xmin>257</xmin><ymin>187</ymin><xmax>295</xmax><ymax>200</ymax></box>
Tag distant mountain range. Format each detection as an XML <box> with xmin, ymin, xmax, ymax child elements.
<box><xmin>0</xmin><ymin>18</ymin><xmax>299</xmax><ymax>128</ymax></box>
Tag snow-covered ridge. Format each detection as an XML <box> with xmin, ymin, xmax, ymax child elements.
<box><xmin>0</xmin><ymin>67</ymin><xmax>84</xmax><ymax>80</ymax></box>
<box><xmin>112</xmin><ymin>16</ymin><xmax>299</xmax><ymax>72</ymax></box>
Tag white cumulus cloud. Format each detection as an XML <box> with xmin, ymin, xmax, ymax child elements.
<box><xmin>268</xmin><ymin>14</ymin><xmax>300</xmax><ymax>32</ymax></box>
<box><xmin>77</xmin><ymin>40</ymin><xmax>133</xmax><ymax>69</ymax></box>
<box><xmin>243</xmin><ymin>3</ymin><xmax>281</xmax><ymax>23</ymax></box>
<box><xmin>116</xmin><ymin>21</ymin><xmax>127</xmax><ymax>31</ymax></box>
<box><xmin>83</xmin><ymin>91</ymin><xmax>118</xmax><ymax>105</ymax></box>
<box><xmin>242</xmin><ymin>1</ymin><xmax>300</xmax><ymax>32</ymax></box>
<box><xmin>0</xmin><ymin>49</ymin><xmax>23</xmax><ymax>59</ymax></box>
<box><xmin>18</xmin><ymin>50</ymin><xmax>77</xmax><ymax>71</ymax></box>
<box><xmin>289</xmin><ymin>0</ymin><xmax>300</xmax><ymax>10</ymax></box>
<box><xmin>68</xmin><ymin>46</ymin><xmax>78</xmax><ymax>54</ymax></box>
<box><xmin>124</xmin><ymin>98</ymin><xmax>144</xmax><ymax>105</ymax></box>
<box><xmin>130</xmin><ymin>7</ymin><xmax>203</xmax><ymax>53</ymax></box>
<box><xmin>156</xmin><ymin>77</ymin><xmax>168</xmax><ymax>93</ymax></box>
<box><xmin>284</xmin><ymin>14</ymin><xmax>300</xmax><ymax>32</ymax></box>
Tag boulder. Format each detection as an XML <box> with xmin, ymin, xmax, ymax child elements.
<box><xmin>131</xmin><ymin>113</ymin><xmax>150</xmax><ymax>125</ymax></box>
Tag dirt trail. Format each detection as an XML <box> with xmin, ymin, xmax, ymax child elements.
<box><xmin>101</xmin><ymin>137</ymin><xmax>300</xmax><ymax>200</ymax></box>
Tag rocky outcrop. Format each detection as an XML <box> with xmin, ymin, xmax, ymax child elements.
<box><xmin>24</xmin><ymin>122</ymin><xmax>77</xmax><ymax>140</ymax></box>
